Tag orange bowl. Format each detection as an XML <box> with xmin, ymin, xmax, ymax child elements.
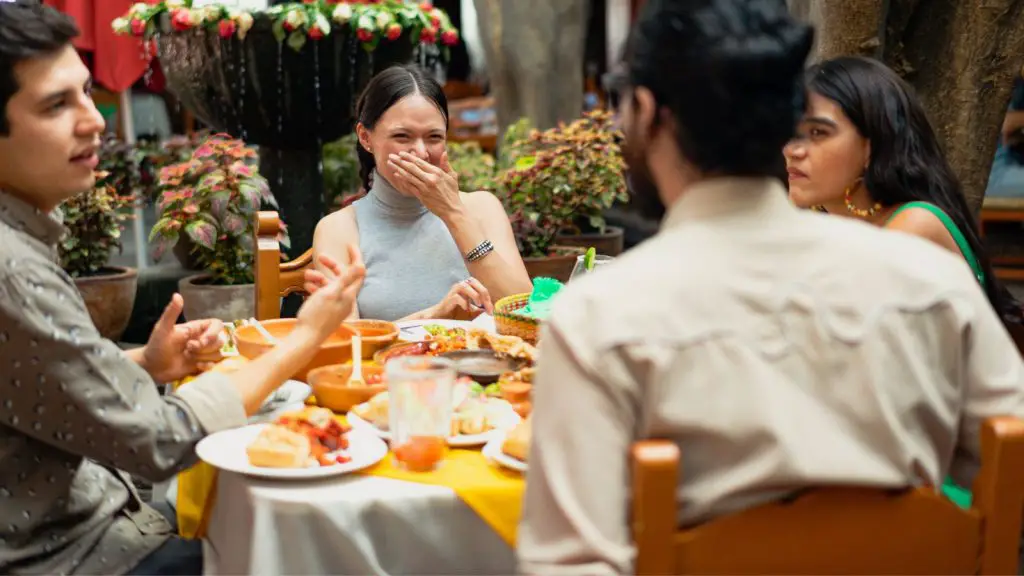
<box><xmin>234</xmin><ymin>319</ymin><xmax>356</xmax><ymax>382</ymax></box>
<box><xmin>307</xmin><ymin>363</ymin><xmax>387</xmax><ymax>413</ymax></box>
<box><xmin>344</xmin><ymin>319</ymin><xmax>400</xmax><ymax>359</ymax></box>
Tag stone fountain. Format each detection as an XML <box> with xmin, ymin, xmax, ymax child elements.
<box><xmin>116</xmin><ymin>0</ymin><xmax>458</xmax><ymax>254</ymax></box>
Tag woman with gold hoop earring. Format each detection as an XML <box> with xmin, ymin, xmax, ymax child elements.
<box><xmin>783</xmin><ymin>56</ymin><xmax>1024</xmax><ymax>511</ymax></box>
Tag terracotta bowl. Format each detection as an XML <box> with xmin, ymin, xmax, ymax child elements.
<box><xmin>307</xmin><ymin>363</ymin><xmax>387</xmax><ymax>414</ymax></box>
<box><xmin>234</xmin><ymin>319</ymin><xmax>355</xmax><ymax>382</ymax></box>
<box><xmin>343</xmin><ymin>319</ymin><xmax>400</xmax><ymax>360</ymax></box>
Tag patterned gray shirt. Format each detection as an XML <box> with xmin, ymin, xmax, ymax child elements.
<box><xmin>0</xmin><ymin>191</ymin><xmax>247</xmax><ymax>575</ymax></box>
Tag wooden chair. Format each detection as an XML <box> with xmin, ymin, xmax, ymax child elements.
<box><xmin>980</xmin><ymin>197</ymin><xmax>1024</xmax><ymax>282</ymax></box>
<box><xmin>254</xmin><ymin>211</ymin><xmax>315</xmax><ymax>320</ymax></box>
<box><xmin>632</xmin><ymin>416</ymin><xmax>1024</xmax><ymax>575</ymax></box>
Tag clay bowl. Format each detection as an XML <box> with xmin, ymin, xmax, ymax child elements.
<box><xmin>344</xmin><ymin>319</ymin><xmax>400</xmax><ymax>360</ymax></box>
<box><xmin>306</xmin><ymin>363</ymin><xmax>387</xmax><ymax>414</ymax></box>
<box><xmin>441</xmin><ymin>349</ymin><xmax>525</xmax><ymax>385</ymax></box>
<box><xmin>234</xmin><ymin>319</ymin><xmax>356</xmax><ymax>382</ymax></box>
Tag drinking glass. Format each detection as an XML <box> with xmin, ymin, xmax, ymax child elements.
<box><xmin>386</xmin><ymin>356</ymin><xmax>456</xmax><ymax>472</ymax></box>
<box><xmin>569</xmin><ymin>254</ymin><xmax>615</xmax><ymax>282</ymax></box>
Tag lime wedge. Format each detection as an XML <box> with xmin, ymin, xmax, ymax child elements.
<box><xmin>584</xmin><ymin>247</ymin><xmax>596</xmax><ymax>271</ymax></box>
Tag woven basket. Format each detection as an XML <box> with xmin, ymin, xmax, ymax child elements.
<box><xmin>494</xmin><ymin>293</ymin><xmax>542</xmax><ymax>344</ymax></box>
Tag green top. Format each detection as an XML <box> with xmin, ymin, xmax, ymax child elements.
<box><xmin>888</xmin><ymin>201</ymin><xmax>983</xmax><ymax>510</ymax></box>
<box><xmin>887</xmin><ymin>201</ymin><xmax>985</xmax><ymax>284</ymax></box>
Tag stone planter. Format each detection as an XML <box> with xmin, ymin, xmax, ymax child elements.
<box><xmin>73</xmin><ymin>266</ymin><xmax>138</xmax><ymax>342</ymax></box>
<box><xmin>523</xmin><ymin>247</ymin><xmax>584</xmax><ymax>284</ymax></box>
<box><xmin>555</xmin><ymin>225</ymin><xmax>625</xmax><ymax>256</ymax></box>
<box><xmin>178</xmin><ymin>274</ymin><xmax>255</xmax><ymax>322</ymax></box>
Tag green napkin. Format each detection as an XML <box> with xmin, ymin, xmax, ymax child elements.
<box><xmin>518</xmin><ymin>277</ymin><xmax>564</xmax><ymax>320</ymax></box>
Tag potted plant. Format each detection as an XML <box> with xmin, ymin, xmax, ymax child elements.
<box><xmin>59</xmin><ymin>170</ymin><xmax>140</xmax><ymax>341</ymax></box>
<box><xmin>322</xmin><ymin>133</ymin><xmax>363</xmax><ymax>211</ymax></box>
<box><xmin>151</xmin><ymin>133</ymin><xmax>288</xmax><ymax>321</ymax></box>
<box><xmin>447</xmin><ymin>141</ymin><xmax>497</xmax><ymax>192</ymax></box>
<box><xmin>500</xmin><ymin>111</ymin><xmax>629</xmax><ymax>257</ymax></box>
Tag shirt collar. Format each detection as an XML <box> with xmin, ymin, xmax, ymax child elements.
<box><xmin>661</xmin><ymin>177</ymin><xmax>797</xmax><ymax>231</ymax></box>
<box><xmin>0</xmin><ymin>189</ymin><xmax>66</xmax><ymax>246</ymax></box>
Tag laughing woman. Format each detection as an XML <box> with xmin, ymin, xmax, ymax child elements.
<box><xmin>783</xmin><ymin>56</ymin><xmax>1024</xmax><ymax>509</ymax></box>
<box><xmin>306</xmin><ymin>65</ymin><xmax>531</xmax><ymax>322</ymax></box>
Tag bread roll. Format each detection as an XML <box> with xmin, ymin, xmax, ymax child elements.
<box><xmin>501</xmin><ymin>417</ymin><xmax>531</xmax><ymax>462</ymax></box>
<box><xmin>246</xmin><ymin>425</ymin><xmax>312</xmax><ymax>468</ymax></box>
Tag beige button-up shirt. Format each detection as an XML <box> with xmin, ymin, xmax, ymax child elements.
<box><xmin>517</xmin><ymin>177</ymin><xmax>1024</xmax><ymax>575</ymax></box>
<box><xmin>0</xmin><ymin>191</ymin><xmax>247</xmax><ymax>574</ymax></box>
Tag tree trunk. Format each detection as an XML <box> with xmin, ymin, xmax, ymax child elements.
<box><xmin>472</xmin><ymin>0</ymin><xmax>588</xmax><ymax>136</ymax></box>
<box><xmin>790</xmin><ymin>0</ymin><xmax>1024</xmax><ymax>213</ymax></box>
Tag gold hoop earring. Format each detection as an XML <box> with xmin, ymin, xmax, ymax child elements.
<box><xmin>844</xmin><ymin>179</ymin><xmax>881</xmax><ymax>218</ymax></box>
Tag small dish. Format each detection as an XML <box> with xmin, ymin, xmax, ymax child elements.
<box><xmin>441</xmin><ymin>349</ymin><xmax>525</xmax><ymax>385</ymax></box>
<box><xmin>307</xmin><ymin>363</ymin><xmax>387</xmax><ymax>414</ymax></box>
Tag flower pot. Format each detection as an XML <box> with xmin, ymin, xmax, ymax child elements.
<box><xmin>555</xmin><ymin>225</ymin><xmax>625</xmax><ymax>256</ymax></box>
<box><xmin>523</xmin><ymin>247</ymin><xmax>584</xmax><ymax>284</ymax></box>
<box><xmin>178</xmin><ymin>274</ymin><xmax>255</xmax><ymax>322</ymax></box>
<box><xmin>73</xmin><ymin>266</ymin><xmax>138</xmax><ymax>342</ymax></box>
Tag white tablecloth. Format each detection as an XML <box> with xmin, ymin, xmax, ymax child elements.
<box><xmin>202</xmin><ymin>473</ymin><xmax>515</xmax><ymax>575</ymax></box>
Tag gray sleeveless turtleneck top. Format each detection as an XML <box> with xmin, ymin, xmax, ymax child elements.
<box><xmin>352</xmin><ymin>171</ymin><xmax>470</xmax><ymax>321</ymax></box>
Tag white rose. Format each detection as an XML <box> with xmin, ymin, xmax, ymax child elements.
<box><xmin>284</xmin><ymin>9</ymin><xmax>307</xmax><ymax>28</ymax></box>
<box><xmin>111</xmin><ymin>17</ymin><xmax>130</xmax><ymax>34</ymax></box>
<box><xmin>165</xmin><ymin>0</ymin><xmax>186</xmax><ymax>8</ymax></box>
<box><xmin>332</xmin><ymin>3</ymin><xmax>353</xmax><ymax>23</ymax></box>
<box><xmin>357</xmin><ymin>14</ymin><xmax>374</xmax><ymax>31</ymax></box>
<box><xmin>375</xmin><ymin>12</ymin><xmax>392</xmax><ymax>30</ymax></box>
<box><xmin>129</xmin><ymin>2</ymin><xmax>149</xmax><ymax>16</ymax></box>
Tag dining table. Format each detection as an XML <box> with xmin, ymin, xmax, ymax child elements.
<box><xmin>167</xmin><ymin>316</ymin><xmax>527</xmax><ymax>575</ymax></box>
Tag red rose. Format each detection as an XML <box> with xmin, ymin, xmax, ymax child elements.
<box><xmin>441</xmin><ymin>29</ymin><xmax>458</xmax><ymax>46</ymax></box>
<box><xmin>170</xmin><ymin>9</ymin><xmax>191</xmax><ymax>32</ymax></box>
<box><xmin>386</xmin><ymin>23</ymin><xmax>402</xmax><ymax>41</ymax></box>
<box><xmin>419</xmin><ymin>26</ymin><xmax>436</xmax><ymax>43</ymax></box>
<box><xmin>357</xmin><ymin>28</ymin><xmax>374</xmax><ymax>42</ymax></box>
<box><xmin>130</xmin><ymin>19</ymin><xmax>147</xmax><ymax>36</ymax></box>
<box><xmin>309</xmin><ymin>26</ymin><xmax>325</xmax><ymax>40</ymax></box>
<box><xmin>419</xmin><ymin>2</ymin><xmax>434</xmax><ymax>10</ymax></box>
<box><xmin>218</xmin><ymin>20</ymin><xmax>237</xmax><ymax>39</ymax></box>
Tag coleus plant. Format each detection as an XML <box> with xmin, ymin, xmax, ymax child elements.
<box><xmin>112</xmin><ymin>1</ymin><xmax>459</xmax><ymax>54</ymax></box>
<box><xmin>496</xmin><ymin>110</ymin><xmax>629</xmax><ymax>257</ymax></box>
<box><xmin>150</xmin><ymin>133</ymin><xmax>289</xmax><ymax>285</ymax></box>
<box><xmin>59</xmin><ymin>172</ymin><xmax>139</xmax><ymax>277</ymax></box>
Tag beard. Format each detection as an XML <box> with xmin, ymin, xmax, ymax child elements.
<box><xmin>622</xmin><ymin>130</ymin><xmax>666</xmax><ymax>221</ymax></box>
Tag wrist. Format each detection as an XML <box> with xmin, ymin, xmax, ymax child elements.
<box><xmin>285</xmin><ymin>325</ymin><xmax>324</xmax><ymax>352</ymax></box>
<box><xmin>440</xmin><ymin>203</ymin><xmax>469</xmax><ymax>228</ymax></box>
<box><xmin>127</xmin><ymin>346</ymin><xmax>151</xmax><ymax>373</ymax></box>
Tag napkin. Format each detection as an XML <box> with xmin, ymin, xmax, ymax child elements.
<box><xmin>518</xmin><ymin>277</ymin><xmax>563</xmax><ymax>320</ymax></box>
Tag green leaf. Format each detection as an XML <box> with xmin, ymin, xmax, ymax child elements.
<box><xmin>272</xmin><ymin>19</ymin><xmax>287</xmax><ymax>43</ymax></box>
<box><xmin>209</xmin><ymin>190</ymin><xmax>232</xmax><ymax>219</ymax></box>
<box><xmin>222</xmin><ymin>213</ymin><xmax>247</xmax><ymax>236</ymax></box>
<box><xmin>185</xmin><ymin>220</ymin><xmax>217</xmax><ymax>250</ymax></box>
<box><xmin>514</xmin><ymin>155</ymin><xmax>537</xmax><ymax>170</ymax></box>
<box><xmin>239</xmin><ymin>182</ymin><xmax>262</xmax><ymax>211</ymax></box>
<box><xmin>287</xmin><ymin>29</ymin><xmax>307</xmax><ymax>52</ymax></box>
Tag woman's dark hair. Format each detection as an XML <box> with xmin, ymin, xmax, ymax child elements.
<box><xmin>628</xmin><ymin>0</ymin><xmax>813</xmax><ymax>177</ymax></box>
<box><xmin>0</xmin><ymin>0</ymin><xmax>78</xmax><ymax>135</ymax></box>
<box><xmin>807</xmin><ymin>56</ymin><xmax>1017</xmax><ymax>321</ymax></box>
<box><xmin>354</xmin><ymin>64</ymin><xmax>448</xmax><ymax>191</ymax></box>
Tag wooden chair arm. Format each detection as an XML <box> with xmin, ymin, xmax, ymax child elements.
<box><xmin>254</xmin><ymin>210</ymin><xmax>314</xmax><ymax>320</ymax></box>
<box><xmin>973</xmin><ymin>416</ymin><xmax>1024</xmax><ymax>575</ymax></box>
<box><xmin>632</xmin><ymin>440</ymin><xmax>679</xmax><ymax>576</ymax></box>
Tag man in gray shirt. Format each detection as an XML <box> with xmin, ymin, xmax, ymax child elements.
<box><xmin>0</xmin><ymin>2</ymin><xmax>367</xmax><ymax>573</ymax></box>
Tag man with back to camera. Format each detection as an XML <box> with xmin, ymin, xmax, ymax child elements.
<box><xmin>517</xmin><ymin>0</ymin><xmax>1024</xmax><ymax>573</ymax></box>
<box><xmin>0</xmin><ymin>2</ymin><xmax>367</xmax><ymax>573</ymax></box>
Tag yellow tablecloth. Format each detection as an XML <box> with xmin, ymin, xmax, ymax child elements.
<box><xmin>175</xmin><ymin>427</ymin><xmax>524</xmax><ymax>546</ymax></box>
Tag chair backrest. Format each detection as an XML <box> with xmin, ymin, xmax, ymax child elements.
<box><xmin>254</xmin><ymin>211</ymin><xmax>314</xmax><ymax>320</ymax></box>
<box><xmin>632</xmin><ymin>416</ymin><xmax>1024</xmax><ymax>575</ymax></box>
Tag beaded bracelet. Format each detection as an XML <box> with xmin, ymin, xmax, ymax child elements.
<box><xmin>465</xmin><ymin>239</ymin><xmax>495</xmax><ymax>262</ymax></box>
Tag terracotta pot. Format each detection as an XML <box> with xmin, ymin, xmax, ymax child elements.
<box><xmin>555</xmin><ymin>225</ymin><xmax>625</xmax><ymax>256</ymax></box>
<box><xmin>73</xmin><ymin>266</ymin><xmax>138</xmax><ymax>342</ymax></box>
<box><xmin>177</xmin><ymin>274</ymin><xmax>255</xmax><ymax>322</ymax></box>
<box><xmin>523</xmin><ymin>247</ymin><xmax>584</xmax><ymax>283</ymax></box>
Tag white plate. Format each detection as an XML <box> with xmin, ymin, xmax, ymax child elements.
<box><xmin>395</xmin><ymin>319</ymin><xmax>477</xmax><ymax>341</ymax></box>
<box><xmin>482</xmin><ymin>430</ymin><xmax>527</xmax><ymax>473</ymax></box>
<box><xmin>258</xmin><ymin>380</ymin><xmax>311</xmax><ymax>413</ymax></box>
<box><xmin>347</xmin><ymin>403</ymin><xmax>521</xmax><ymax>447</ymax></box>
<box><xmin>195</xmin><ymin>424</ymin><xmax>387</xmax><ymax>479</ymax></box>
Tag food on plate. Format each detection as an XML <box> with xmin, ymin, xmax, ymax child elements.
<box><xmin>352</xmin><ymin>379</ymin><xmax>516</xmax><ymax>437</ymax></box>
<box><xmin>466</xmin><ymin>329</ymin><xmax>537</xmax><ymax>363</ymax></box>
<box><xmin>392</xmin><ymin>435</ymin><xmax>447</xmax><ymax>472</ymax></box>
<box><xmin>385</xmin><ymin>325</ymin><xmax>538</xmax><ymax>365</ymax></box>
<box><xmin>501</xmin><ymin>416</ymin><xmax>531</xmax><ymax>462</ymax></box>
<box><xmin>245</xmin><ymin>407</ymin><xmax>352</xmax><ymax>468</ymax></box>
<box><xmin>497</xmin><ymin>366</ymin><xmax>533</xmax><ymax>417</ymax></box>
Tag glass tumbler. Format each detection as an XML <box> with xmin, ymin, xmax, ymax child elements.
<box><xmin>386</xmin><ymin>356</ymin><xmax>456</xmax><ymax>472</ymax></box>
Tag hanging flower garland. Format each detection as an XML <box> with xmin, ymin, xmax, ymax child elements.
<box><xmin>112</xmin><ymin>1</ymin><xmax>459</xmax><ymax>54</ymax></box>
